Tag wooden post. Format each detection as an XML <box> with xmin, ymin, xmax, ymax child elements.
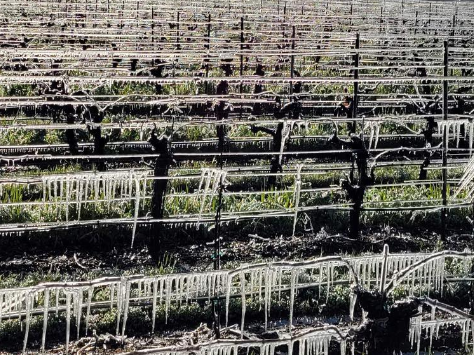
<box><xmin>213</xmin><ymin>100</ymin><xmax>226</xmax><ymax>341</ymax></box>
<box><xmin>151</xmin><ymin>7</ymin><xmax>154</xmax><ymax>45</ymax></box>
<box><xmin>176</xmin><ymin>12</ymin><xmax>180</xmax><ymax>50</ymax></box>
<box><xmin>352</xmin><ymin>33</ymin><xmax>360</xmax><ymax>134</ymax></box>
<box><xmin>441</xmin><ymin>41</ymin><xmax>449</xmax><ymax>241</ymax></box>
<box><xmin>205</xmin><ymin>14</ymin><xmax>211</xmax><ymax>94</ymax></box>
<box><xmin>428</xmin><ymin>2</ymin><xmax>431</xmax><ymax>28</ymax></box>
<box><xmin>240</xmin><ymin>17</ymin><xmax>244</xmax><ymax>119</ymax></box>
<box><xmin>240</xmin><ymin>17</ymin><xmax>244</xmax><ymax>82</ymax></box>
<box><xmin>414</xmin><ymin>10</ymin><xmax>418</xmax><ymax>35</ymax></box>
<box><xmin>379</xmin><ymin>7</ymin><xmax>383</xmax><ymax>35</ymax></box>
<box><xmin>136</xmin><ymin>1</ymin><xmax>139</xmax><ymax>51</ymax></box>
<box><xmin>401</xmin><ymin>0</ymin><xmax>405</xmax><ymax>25</ymax></box>
<box><xmin>121</xmin><ymin>0</ymin><xmax>124</xmax><ymax>29</ymax></box>
<box><xmin>451</xmin><ymin>14</ymin><xmax>456</xmax><ymax>46</ymax></box>
<box><xmin>350</xmin><ymin>4</ymin><xmax>353</xmax><ymax>27</ymax></box>
<box><xmin>213</xmin><ymin>169</ymin><xmax>224</xmax><ymax>339</ymax></box>
<box><xmin>290</xmin><ymin>25</ymin><xmax>296</xmax><ymax>95</ymax></box>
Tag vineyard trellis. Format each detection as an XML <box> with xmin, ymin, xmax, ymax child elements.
<box><xmin>2</xmin><ymin>0</ymin><xmax>474</xmax><ymax>353</ymax></box>
<box><xmin>1</xmin><ymin>246</ymin><xmax>473</xmax><ymax>353</ymax></box>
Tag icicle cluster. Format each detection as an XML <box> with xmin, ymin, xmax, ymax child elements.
<box><xmin>40</xmin><ymin>170</ymin><xmax>150</xmax><ymax>246</ymax></box>
<box><xmin>437</xmin><ymin>119</ymin><xmax>474</xmax><ymax>153</ymax></box>
<box><xmin>348</xmin><ymin>252</ymin><xmax>432</xmax><ymax>290</ymax></box>
<box><xmin>226</xmin><ymin>258</ymin><xmax>347</xmax><ymax>332</ymax></box>
<box><xmin>196</xmin><ymin>168</ymin><xmax>227</xmax><ymax>228</ymax></box>
<box><xmin>409</xmin><ymin>302</ymin><xmax>474</xmax><ymax>355</ymax></box>
<box><xmin>389</xmin><ymin>256</ymin><xmax>446</xmax><ymax>296</ymax></box>
<box><xmin>41</xmin><ymin>170</ymin><xmax>150</xmax><ymax>218</ymax></box>
<box><xmin>2</xmin><ymin>271</ymin><xmax>230</xmax><ymax>354</ymax></box>
<box><xmin>455</xmin><ymin>153</ymin><xmax>474</xmax><ymax>201</ymax></box>
<box><xmin>364</xmin><ymin>121</ymin><xmax>381</xmax><ymax>150</ymax></box>
<box><xmin>134</xmin><ymin>327</ymin><xmax>345</xmax><ymax>355</ymax></box>
<box><xmin>0</xmin><ymin>286</ymin><xmax>89</xmax><ymax>354</ymax></box>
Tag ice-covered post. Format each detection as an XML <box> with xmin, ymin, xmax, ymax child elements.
<box><xmin>352</xmin><ymin>33</ymin><xmax>360</xmax><ymax>134</ymax></box>
<box><xmin>151</xmin><ymin>7</ymin><xmax>154</xmax><ymax>45</ymax></box>
<box><xmin>120</xmin><ymin>0</ymin><xmax>125</xmax><ymax>29</ymax></box>
<box><xmin>212</xmin><ymin>168</ymin><xmax>224</xmax><ymax>338</ymax></box>
<box><xmin>205</xmin><ymin>14</ymin><xmax>211</xmax><ymax>94</ymax></box>
<box><xmin>213</xmin><ymin>124</ymin><xmax>226</xmax><ymax>340</ymax></box>
<box><xmin>350</xmin><ymin>4</ymin><xmax>353</xmax><ymax>27</ymax></box>
<box><xmin>212</xmin><ymin>58</ymin><xmax>231</xmax><ymax>337</ymax></box>
<box><xmin>176</xmin><ymin>11</ymin><xmax>180</xmax><ymax>51</ymax></box>
<box><xmin>414</xmin><ymin>10</ymin><xmax>418</xmax><ymax>35</ymax></box>
<box><xmin>441</xmin><ymin>41</ymin><xmax>449</xmax><ymax>241</ymax></box>
<box><xmin>451</xmin><ymin>13</ymin><xmax>456</xmax><ymax>46</ymax></box>
<box><xmin>240</xmin><ymin>17</ymin><xmax>244</xmax><ymax>120</ymax></box>
<box><xmin>379</xmin><ymin>7</ymin><xmax>383</xmax><ymax>36</ymax></box>
<box><xmin>290</xmin><ymin>25</ymin><xmax>296</xmax><ymax>95</ymax></box>
<box><xmin>428</xmin><ymin>2</ymin><xmax>431</xmax><ymax>28</ymax></box>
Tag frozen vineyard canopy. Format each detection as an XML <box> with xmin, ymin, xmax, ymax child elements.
<box><xmin>2</xmin><ymin>0</ymin><xmax>474</xmax><ymax>353</ymax></box>
<box><xmin>2</xmin><ymin>246</ymin><xmax>474</xmax><ymax>352</ymax></box>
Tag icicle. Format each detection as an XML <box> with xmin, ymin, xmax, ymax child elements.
<box><xmin>65</xmin><ymin>292</ymin><xmax>71</xmax><ymax>355</ymax></box>
<box><xmin>55</xmin><ymin>288</ymin><xmax>60</xmax><ymax>315</ymax></box>
<box><xmin>85</xmin><ymin>287</ymin><xmax>93</xmax><ymax>336</ymax></box>
<box><xmin>240</xmin><ymin>271</ymin><xmax>246</xmax><ymax>336</ymax></box>
<box><xmin>225</xmin><ymin>274</ymin><xmax>232</xmax><ymax>327</ymax></box>
<box><xmin>340</xmin><ymin>340</ymin><xmax>346</xmax><ymax>355</ymax></box>
<box><xmin>41</xmin><ymin>289</ymin><xmax>49</xmax><ymax>353</ymax></box>
<box><xmin>264</xmin><ymin>269</ymin><xmax>270</xmax><ymax>331</ymax></box>
<box><xmin>278</xmin><ymin>122</ymin><xmax>292</xmax><ymax>165</ymax></box>
<box><xmin>289</xmin><ymin>269</ymin><xmax>298</xmax><ymax>333</ymax></box>
<box><xmin>116</xmin><ymin>281</ymin><xmax>124</xmax><ymax>336</ymax></box>
<box><xmin>292</xmin><ymin>165</ymin><xmax>303</xmax><ymax>237</ymax></box>
<box><xmin>110</xmin><ymin>283</ymin><xmax>115</xmax><ymax>310</ymax></box>
<box><xmin>152</xmin><ymin>279</ymin><xmax>158</xmax><ymax>333</ymax></box>
<box><xmin>470</xmin><ymin>122</ymin><xmax>474</xmax><ymax>156</ymax></box>
<box><xmin>349</xmin><ymin>292</ymin><xmax>357</xmax><ymax>321</ymax></box>
<box><xmin>121</xmin><ymin>281</ymin><xmax>131</xmax><ymax>337</ymax></box>
<box><xmin>22</xmin><ymin>293</ymin><xmax>32</xmax><ymax>354</ymax></box>
<box><xmin>76</xmin><ymin>290</ymin><xmax>83</xmax><ymax>340</ymax></box>
<box><xmin>131</xmin><ymin>175</ymin><xmax>141</xmax><ymax>248</ymax></box>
